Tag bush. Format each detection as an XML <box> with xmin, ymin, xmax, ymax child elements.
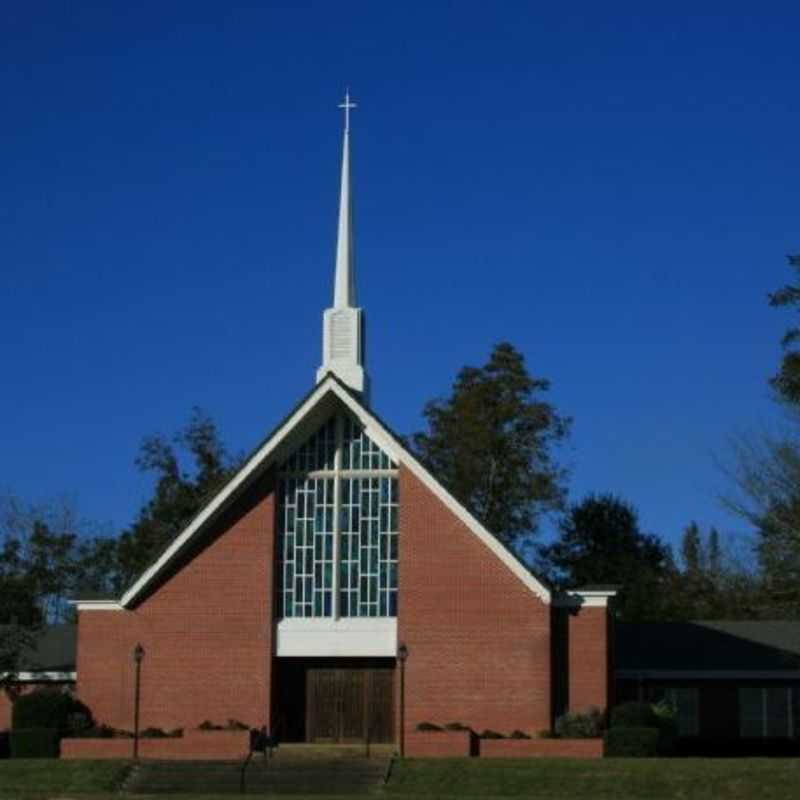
<box><xmin>610</xmin><ymin>702</ymin><xmax>658</xmax><ymax>729</ymax></box>
<box><xmin>9</xmin><ymin>728</ymin><xmax>59</xmax><ymax>758</ymax></box>
<box><xmin>11</xmin><ymin>689</ymin><xmax>94</xmax><ymax>737</ymax></box>
<box><xmin>479</xmin><ymin>729</ymin><xmax>504</xmax><ymax>739</ymax></box>
<box><xmin>604</xmin><ymin>726</ymin><xmax>660</xmax><ymax>757</ymax></box>
<box><xmin>443</xmin><ymin>722</ymin><xmax>469</xmax><ymax>731</ymax></box>
<box><xmin>415</xmin><ymin>722</ymin><xmax>442</xmax><ymax>731</ymax></box>
<box><xmin>510</xmin><ymin>730</ymin><xmax>531</xmax><ymax>739</ymax></box>
<box><xmin>70</xmin><ymin>724</ymin><xmax>115</xmax><ymax>739</ymax></box>
<box><xmin>226</xmin><ymin>719</ymin><xmax>249</xmax><ymax>730</ymax></box>
<box><xmin>555</xmin><ymin>708</ymin><xmax>604</xmax><ymax>738</ymax></box>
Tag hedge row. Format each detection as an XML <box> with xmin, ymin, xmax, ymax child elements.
<box><xmin>9</xmin><ymin>729</ymin><xmax>60</xmax><ymax>758</ymax></box>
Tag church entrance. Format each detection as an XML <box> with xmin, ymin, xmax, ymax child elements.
<box><xmin>307</xmin><ymin>668</ymin><xmax>394</xmax><ymax>743</ymax></box>
<box><xmin>274</xmin><ymin>658</ymin><xmax>395</xmax><ymax>744</ymax></box>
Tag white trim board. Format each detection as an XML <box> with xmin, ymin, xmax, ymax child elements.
<box><xmin>119</xmin><ymin>376</ymin><xmax>551</xmax><ymax>607</ymax></box>
<box><xmin>1</xmin><ymin>671</ymin><xmax>76</xmax><ymax>682</ymax></box>
<box><xmin>276</xmin><ymin>618</ymin><xmax>397</xmax><ymax>657</ymax></box>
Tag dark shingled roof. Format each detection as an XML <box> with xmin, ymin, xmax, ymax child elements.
<box><xmin>616</xmin><ymin>621</ymin><xmax>800</xmax><ymax>672</ymax></box>
<box><xmin>2</xmin><ymin>624</ymin><xmax>77</xmax><ymax>672</ymax></box>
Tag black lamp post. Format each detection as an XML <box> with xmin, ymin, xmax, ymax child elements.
<box><xmin>397</xmin><ymin>643</ymin><xmax>408</xmax><ymax>758</ymax></box>
<box><xmin>132</xmin><ymin>643</ymin><xmax>145</xmax><ymax>759</ymax></box>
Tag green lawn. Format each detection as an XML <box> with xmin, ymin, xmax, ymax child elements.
<box><xmin>2</xmin><ymin>756</ymin><xmax>800</xmax><ymax>799</ymax></box>
<box><xmin>388</xmin><ymin>757</ymin><xmax>800</xmax><ymax>799</ymax></box>
<box><xmin>0</xmin><ymin>759</ymin><xmax>129</xmax><ymax>794</ymax></box>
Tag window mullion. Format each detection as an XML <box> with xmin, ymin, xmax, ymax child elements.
<box><xmin>332</xmin><ymin>413</ymin><xmax>343</xmax><ymax>620</ymax></box>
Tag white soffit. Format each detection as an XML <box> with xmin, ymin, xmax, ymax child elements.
<box><xmin>276</xmin><ymin>618</ymin><xmax>397</xmax><ymax>657</ymax></box>
<box><xmin>120</xmin><ymin>376</ymin><xmax>550</xmax><ymax>607</ymax></box>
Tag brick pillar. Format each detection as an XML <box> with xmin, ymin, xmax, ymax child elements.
<box><xmin>567</xmin><ymin>604</ymin><xmax>611</xmax><ymax>714</ymax></box>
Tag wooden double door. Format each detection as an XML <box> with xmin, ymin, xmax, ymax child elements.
<box><xmin>306</xmin><ymin>668</ymin><xmax>394</xmax><ymax>743</ymax></box>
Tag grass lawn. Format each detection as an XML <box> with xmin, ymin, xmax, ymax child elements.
<box><xmin>387</xmin><ymin>757</ymin><xmax>800</xmax><ymax>799</ymax></box>
<box><xmin>2</xmin><ymin>756</ymin><xmax>800</xmax><ymax>799</ymax></box>
<box><xmin>0</xmin><ymin>759</ymin><xmax>129</xmax><ymax>794</ymax></box>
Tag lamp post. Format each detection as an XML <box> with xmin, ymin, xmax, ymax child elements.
<box><xmin>397</xmin><ymin>643</ymin><xmax>408</xmax><ymax>758</ymax></box>
<box><xmin>132</xmin><ymin>643</ymin><xmax>145</xmax><ymax>759</ymax></box>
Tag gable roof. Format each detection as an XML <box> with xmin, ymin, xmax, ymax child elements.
<box><xmin>0</xmin><ymin>624</ymin><xmax>77</xmax><ymax>673</ymax></box>
<box><xmin>616</xmin><ymin>621</ymin><xmax>800</xmax><ymax>673</ymax></box>
<box><xmin>111</xmin><ymin>374</ymin><xmax>550</xmax><ymax>608</ymax></box>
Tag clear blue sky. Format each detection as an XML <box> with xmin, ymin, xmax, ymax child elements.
<box><xmin>2</xmin><ymin>1</ymin><xmax>798</xmax><ymax>557</ymax></box>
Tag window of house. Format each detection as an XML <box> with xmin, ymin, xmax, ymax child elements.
<box><xmin>738</xmin><ymin>688</ymin><xmax>796</xmax><ymax>738</ymax></box>
<box><xmin>278</xmin><ymin>413</ymin><xmax>399</xmax><ymax>618</ymax></box>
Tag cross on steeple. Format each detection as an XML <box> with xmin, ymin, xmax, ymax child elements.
<box><xmin>339</xmin><ymin>90</ymin><xmax>357</xmax><ymax>133</ymax></box>
<box><xmin>317</xmin><ymin>91</ymin><xmax>369</xmax><ymax>400</ymax></box>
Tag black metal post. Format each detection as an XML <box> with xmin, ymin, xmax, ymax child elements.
<box><xmin>133</xmin><ymin>643</ymin><xmax>145</xmax><ymax>759</ymax></box>
<box><xmin>397</xmin><ymin>643</ymin><xmax>408</xmax><ymax>758</ymax></box>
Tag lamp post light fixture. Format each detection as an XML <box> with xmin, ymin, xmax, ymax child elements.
<box><xmin>397</xmin><ymin>642</ymin><xmax>408</xmax><ymax>758</ymax></box>
<box><xmin>132</xmin><ymin>643</ymin><xmax>145</xmax><ymax>759</ymax></box>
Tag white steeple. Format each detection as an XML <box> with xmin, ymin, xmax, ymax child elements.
<box><xmin>317</xmin><ymin>91</ymin><xmax>369</xmax><ymax>399</ymax></box>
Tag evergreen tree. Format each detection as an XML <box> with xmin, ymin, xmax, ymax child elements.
<box><xmin>411</xmin><ymin>342</ymin><xmax>570</xmax><ymax>548</ymax></box>
<box><xmin>541</xmin><ymin>493</ymin><xmax>673</xmax><ymax>621</ymax></box>
<box><xmin>769</xmin><ymin>254</ymin><xmax>800</xmax><ymax>405</ymax></box>
<box><xmin>680</xmin><ymin>521</ymin><xmax>703</xmax><ymax>573</ymax></box>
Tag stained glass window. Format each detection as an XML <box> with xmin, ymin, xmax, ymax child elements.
<box><xmin>278</xmin><ymin>413</ymin><xmax>398</xmax><ymax>619</ymax></box>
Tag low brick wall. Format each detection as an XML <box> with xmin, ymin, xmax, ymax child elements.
<box><xmin>406</xmin><ymin>730</ymin><xmax>474</xmax><ymax>757</ymax></box>
<box><xmin>480</xmin><ymin>737</ymin><xmax>604</xmax><ymax>759</ymax></box>
<box><xmin>61</xmin><ymin>729</ymin><xmax>249</xmax><ymax>760</ymax></box>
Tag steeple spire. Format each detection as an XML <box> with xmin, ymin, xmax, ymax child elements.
<box><xmin>317</xmin><ymin>91</ymin><xmax>369</xmax><ymax>400</ymax></box>
<box><xmin>334</xmin><ymin>90</ymin><xmax>356</xmax><ymax>308</ymax></box>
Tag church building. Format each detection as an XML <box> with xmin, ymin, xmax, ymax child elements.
<box><xmin>72</xmin><ymin>95</ymin><xmax>614</xmax><ymax>753</ymax></box>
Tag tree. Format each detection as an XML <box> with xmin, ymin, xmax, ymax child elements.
<box><xmin>724</xmin><ymin>430</ymin><xmax>800</xmax><ymax>604</ymax></box>
<box><xmin>540</xmin><ymin>493</ymin><xmax>673</xmax><ymax>621</ymax></box>
<box><xmin>114</xmin><ymin>408</ymin><xmax>237</xmax><ymax>589</ymax></box>
<box><xmin>680</xmin><ymin>521</ymin><xmax>703</xmax><ymax>573</ymax></box>
<box><xmin>769</xmin><ymin>254</ymin><xmax>800</xmax><ymax>405</ymax></box>
<box><xmin>410</xmin><ymin>342</ymin><xmax>570</xmax><ymax>548</ymax></box>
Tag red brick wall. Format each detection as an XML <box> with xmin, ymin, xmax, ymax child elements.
<box><xmin>76</xmin><ymin>474</ymin><xmax>275</xmax><ymax>732</ymax></box>
<box><xmin>567</xmin><ymin>606</ymin><xmax>610</xmax><ymax>713</ymax></box>
<box><xmin>397</xmin><ymin>466</ymin><xmax>551</xmax><ymax>740</ymax></box>
<box><xmin>480</xmin><ymin>737</ymin><xmax>603</xmax><ymax>758</ymax></box>
<box><xmin>61</xmin><ymin>729</ymin><xmax>249</xmax><ymax>760</ymax></box>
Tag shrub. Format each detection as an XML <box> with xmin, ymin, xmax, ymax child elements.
<box><xmin>9</xmin><ymin>728</ymin><xmax>59</xmax><ymax>758</ymax></box>
<box><xmin>610</xmin><ymin>702</ymin><xmax>658</xmax><ymax>729</ymax></box>
<box><xmin>555</xmin><ymin>708</ymin><xmax>604</xmax><ymax>738</ymax></box>
<box><xmin>479</xmin><ymin>729</ymin><xmax>504</xmax><ymax>739</ymax></box>
<box><xmin>141</xmin><ymin>727</ymin><xmax>170</xmax><ymax>738</ymax></box>
<box><xmin>11</xmin><ymin>689</ymin><xmax>94</xmax><ymax>737</ymax></box>
<box><xmin>510</xmin><ymin>729</ymin><xmax>531</xmax><ymax>739</ymax></box>
<box><xmin>443</xmin><ymin>722</ymin><xmax>469</xmax><ymax>731</ymax></box>
<box><xmin>538</xmin><ymin>729</ymin><xmax>556</xmax><ymax>739</ymax></box>
<box><xmin>198</xmin><ymin>720</ymin><xmax>223</xmax><ymax>731</ymax></box>
<box><xmin>415</xmin><ymin>722</ymin><xmax>442</xmax><ymax>731</ymax></box>
<box><xmin>70</xmin><ymin>724</ymin><xmax>115</xmax><ymax>739</ymax></box>
<box><xmin>604</xmin><ymin>726</ymin><xmax>660</xmax><ymax>757</ymax></box>
<box><xmin>226</xmin><ymin>719</ymin><xmax>249</xmax><ymax>730</ymax></box>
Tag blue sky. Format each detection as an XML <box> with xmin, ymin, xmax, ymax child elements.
<box><xmin>2</xmin><ymin>1</ymin><xmax>798</xmax><ymax>557</ymax></box>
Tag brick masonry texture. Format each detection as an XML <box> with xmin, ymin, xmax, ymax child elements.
<box><xmin>397</xmin><ymin>466</ymin><xmax>552</xmax><ymax>741</ymax></box>
<box><xmin>567</xmin><ymin>606</ymin><xmax>609</xmax><ymax>713</ymax></box>
<box><xmin>76</xmin><ymin>474</ymin><xmax>275</xmax><ymax>732</ymax></box>
<box><xmin>61</xmin><ymin>729</ymin><xmax>249</xmax><ymax>760</ymax></box>
<box><xmin>480</xmin><ymin>737</ymin><xmax>604</xmax><ymax>758</ymax></box>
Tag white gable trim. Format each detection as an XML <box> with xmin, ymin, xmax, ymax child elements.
<box><xmin>72</xmin><ymin>600</ymin><xmax>124</xmax><ymax>611</ymax></box>
<box><xmin>120</xmin><ymin>376</ymin><xmax>550</xmax><ymax>607</ymax></box>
